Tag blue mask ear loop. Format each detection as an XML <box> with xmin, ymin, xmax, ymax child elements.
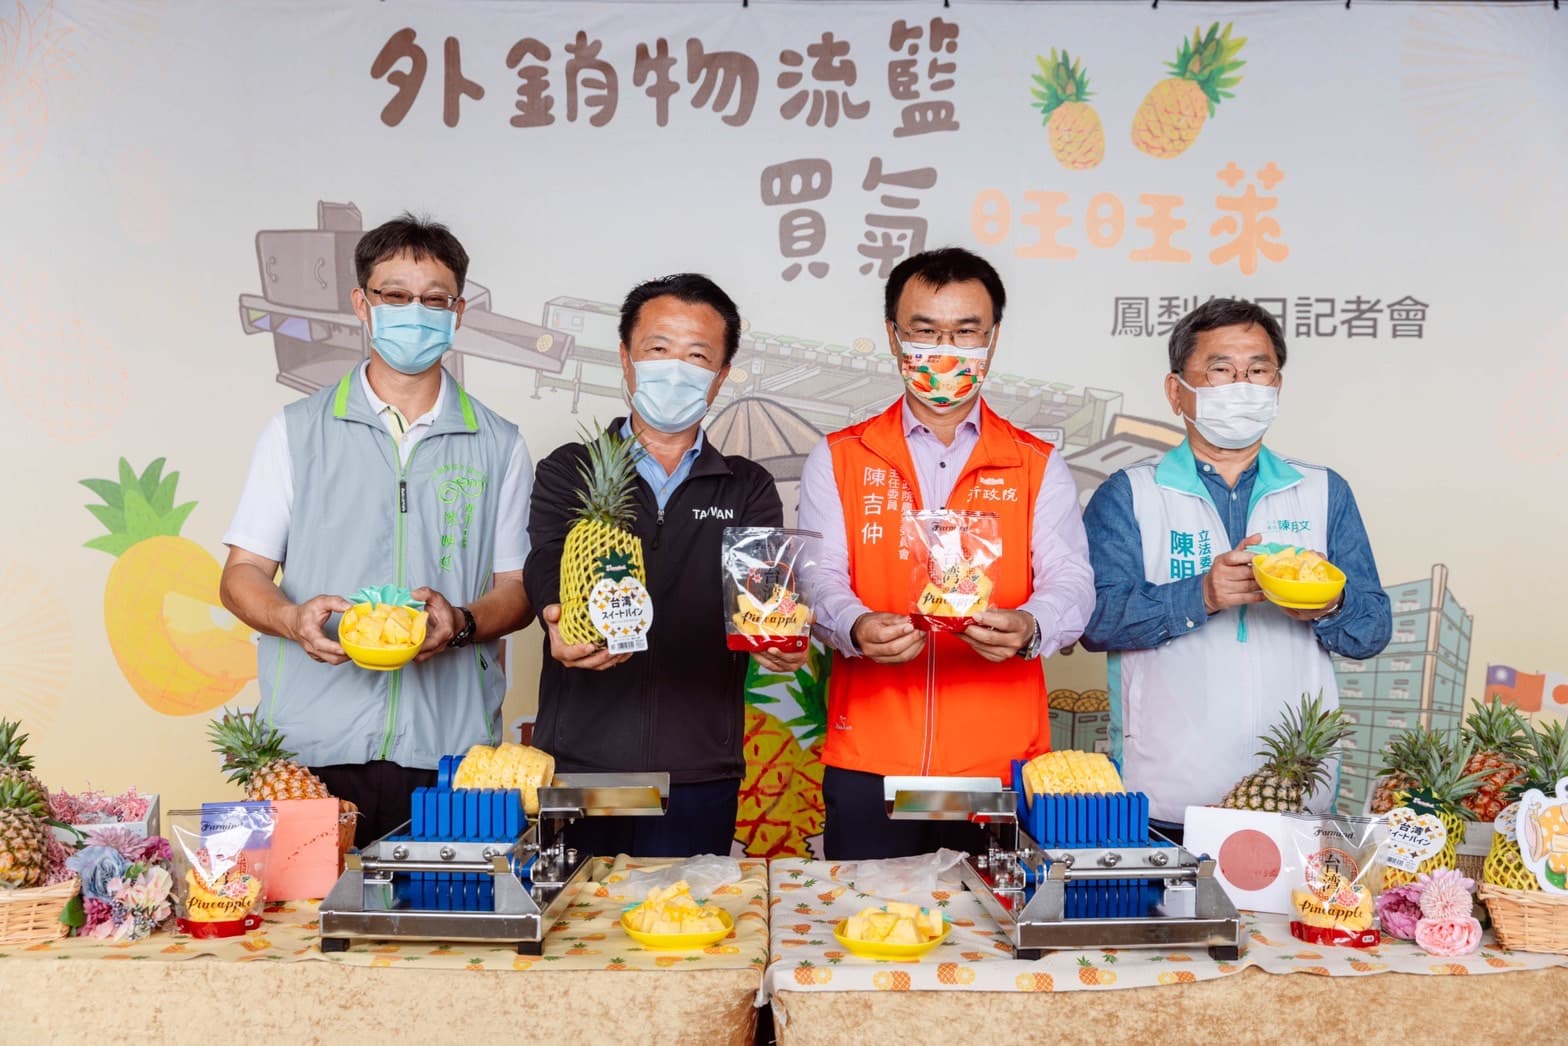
<box><xmin>1236</xmin><ymin>605</ymin><xmax>1249</xmax><ymax>643</ymax></box>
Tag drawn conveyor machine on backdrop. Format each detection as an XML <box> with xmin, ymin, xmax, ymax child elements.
<box><xmin>236</xmin><ymin>201</ymin><xmax>577</xmax><ymax>393</ymax></box>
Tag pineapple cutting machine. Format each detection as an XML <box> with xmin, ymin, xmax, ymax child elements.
<box><xmin>884</xmin><ymin>771</ymin><xmax>1242</xmax><ymax>960</ymax></box>
<box><xmin>318</xmin><ymin>763</ymin><xmax>669</xmax><ymax>954</ymax></box>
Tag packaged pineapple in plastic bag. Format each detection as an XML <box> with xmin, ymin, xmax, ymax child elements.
<box><xmin>721</xmin><ymin>527</ymin><xmax>820</xmax><ymax>653</ymax></box>
<box><xmin>169</xmin><ymin>803</ymin><xmax>273</xmax><ymax>938</ymax></box>
<box><xmin>1286</xmin><ymin>814</ymin><xmax>1387</xmax><ymax>948</ymax></box>
<box><xmin>902</xmin><ymin>510</ymin><xmax>1001</xmax><ymax>632</ymax></box>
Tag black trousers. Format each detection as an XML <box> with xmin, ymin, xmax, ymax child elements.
<box><xmin>311</xmin><ymin>760</ymin><xmax>437</xmax><ymax>849</ymax></box>
<box><xmin>822</xmin><ymin>766</ymin><xmax>989</xmax><ymax>860</ymax></box>
<box><xmin>565</xmin><ymin>778</ymin><xmax>740</xmax><ymax>859</ymax></box>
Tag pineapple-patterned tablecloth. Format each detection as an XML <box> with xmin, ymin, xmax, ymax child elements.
<box><xmin>763</xmin><ymin>858</ymin><xmax>1568</xmax><ymax>998</ymax></box>
<box><xmin>0</xmin><ymin>856</ymin><xmax>769</xmax><ymax>972</ymax></box>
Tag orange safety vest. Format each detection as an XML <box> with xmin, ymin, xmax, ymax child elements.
<box><xmin>822</xmin><ymin>399</ymin><xmax>1053</xmax><ymax>781</ymax></box>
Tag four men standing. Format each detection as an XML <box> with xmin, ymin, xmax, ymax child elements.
<box><xmin>224</xmin><ymin>217</ymin><xmax>1387</xmax><ymax>858</ymax></box>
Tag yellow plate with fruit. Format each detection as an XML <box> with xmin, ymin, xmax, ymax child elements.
<box><xmin>620</xmin><ymin>904</ymin><xmax>733</xmax><ymax>950</ymax></box>
<box><xmin>1251</xmin><ymin>546</ymin><xmax>1346</xmax><ymax>611</ymax></box>
<box><xmin>338</xmin><ymin>601</ymin><xmax>429</xmax><ymax>671</ymax></box>
<box><xmin>833</xmin><ymin>904</ymin><xmax>950</xmax><ymax>959</ymax></box>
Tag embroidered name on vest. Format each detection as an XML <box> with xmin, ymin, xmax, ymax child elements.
<box><xmin>434</xmin><ymin>464</ymin><xmax>489</xmax><ymax>572</ymax></box>
<box><xmin>1168</xmin><ymin>527</ymin><xmax>1216</xmax><ymax>579</ymax></box>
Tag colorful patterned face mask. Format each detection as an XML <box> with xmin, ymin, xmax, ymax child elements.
<box><xmin>898</xmin><ymin>345</ymin><xmax>989</xmax><ymax>411</ymax></box>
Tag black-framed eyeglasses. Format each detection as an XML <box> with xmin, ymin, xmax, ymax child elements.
<box><xmin>367</xmin><ymin>287</ymin><xmax>461</xmax><ymax>311</ymax></box>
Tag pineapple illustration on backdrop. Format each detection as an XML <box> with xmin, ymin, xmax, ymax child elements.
<box><xmin>1030</xmin><ymin>49</ymin><xmax>1105</xmax><ymax>170</ymax></box>
<box><xmin>736</xmin><ymin>645</ymin><xmax>830</xmax><ymax>858</ymax></box>
<box><xmin>1131</xmin><ymin>22</ymin><xmax>1247</xmax><ymax>159</ymax></box>
<box><xmin>0</xmin><ymin>0</ymin><xmax>72</xmax><ymax>185</ymax></box>
<box><xmin>81</xmin><ymin>458</ymin><xmax>257</xmax><ymax>715</ymax></box>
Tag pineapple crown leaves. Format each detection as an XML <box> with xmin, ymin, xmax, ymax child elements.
<box><xmin>1254</xmin><ymin>690</ymin><xmax>1353</xmax><ymax>795</ymax></box>
<box><xmin>0</xmin><ymin>718</ymin><xmax>36</xmax><ymax>772</ymax></box>
<box><xmin>1376</xmin><ymin>725</ymin><xmax>1444</xmax><ymax>778</ymax></box>
<box><xmin>207</xmin><ymin>707</ymin><xmax>298</xmax><ymax>788</ymax></box>
<box><xmin>1408</xmin><ymin>733</ymin><xmax>1491</xmax><ymax>817</ymax></box>
<box><xmin>1167</xmin><ymin>21</ymin><xmax>1247</xmax><ymax>114</ymax></box>
<box><xmin>744</xmin><ymin>642</ymin><xmax>832</xmax><ymax>742</ymax></box>
<box><xmin>1515</xmin><ymin>718</ymin><xmax>1568</xmax><ymax>796</ymax></box>
<box><xmin>572</xmin><ymin>424</ymin><xmax>645</xmax><ymax>531</ymax></box>
<box><xmin>1030</xmin><ymin>48</ymin><xmax>1093</xmax><ymax>120</ymax></box>
<box><xmin>1461</xmin><ymin>695</ymin><xmax>1530</xmax><ymax>758</ymax></box>
<box><xmin>0</xmin><ymin>776</ymin><xmax>48</xmax><ymax>817</ymax></box>
<box><xmin>81</xmin><ymin>457</ymin><xmax>197</xmax><ymax>557</ymax></box>
<box><xmin>2</xmin><ymin>0</ymin><xmax>73</xmax><ymax>82</ymax></box>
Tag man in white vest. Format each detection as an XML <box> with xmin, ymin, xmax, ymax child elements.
<box><xmin>1081</xmin><ymin>298</ymin><xmax>1391</xmax><ymax>837</ymax></box>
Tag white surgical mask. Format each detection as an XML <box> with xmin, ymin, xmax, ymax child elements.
<box><xmin>629</xmin><ymin>358</ymin><xmax>716</xmax><ymax>433</ymax></box>
<box><xmin>1176</xmin><ymin>375</ymin><xmax>1278</xmax><ymax>449</ymax></box>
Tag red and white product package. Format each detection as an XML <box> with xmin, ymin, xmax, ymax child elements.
<box><xmin>1286</xmin><ymin>814</ymin><xmax>1387</xmax><ymax>948</ymax></box>
<box><xmin>901</xmin><ymin>510</ymin><xmax>1001</xmax><ymax>633</ymax></box>
<box><xmin>721</xmin><ymin>527</ymin><xmax>819</xmax><ymax>653</ymax></box>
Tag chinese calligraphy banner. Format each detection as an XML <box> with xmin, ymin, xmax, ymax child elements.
<box><xmin>1</xmin><ymin>1</ymin><xmax>1564</xmax><ymax>842</ymax></box>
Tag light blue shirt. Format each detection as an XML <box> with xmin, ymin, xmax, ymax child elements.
<box><xmin>620</xmin><ymin>419</ymin><xmax>704</xmax><ymax>511</ymax></box>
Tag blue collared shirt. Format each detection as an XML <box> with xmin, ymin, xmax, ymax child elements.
<box><xmin>1079</xmin><ymin>447</ymin><xmax>1391</xmax><ymax>660</ymax></box>
<box><xmin>620</xmin><ymin>419</ymin><xmax>704</xmax><ymax>511</ymax></box>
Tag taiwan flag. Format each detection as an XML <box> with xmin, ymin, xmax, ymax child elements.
<box><xmin>1485</xmin><ymin>665</ymin><xmax>1545</xmax><ymax>713</ymax></box>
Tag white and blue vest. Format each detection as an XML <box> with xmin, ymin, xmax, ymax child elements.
<box><xmin>257</xmin><ymin>370</ymin><xmax>519</xmax><ymax>770</ymax></box>
<box><xmin>1109</xmin><ymin>442</ymin><xmax>1338</xmax><ymax>824</ymax></box>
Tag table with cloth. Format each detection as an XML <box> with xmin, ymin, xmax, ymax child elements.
<box><xmin>0</xmin><ymin>857</ymin><xmax>769</xmax><ymax>1045</ymax></box>
<box><xmin>764</xmin><ymin>858</ymin><xmax>1568</xmax><ymax>1045</ymax></box>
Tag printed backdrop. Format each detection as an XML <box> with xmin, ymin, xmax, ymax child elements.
<box><xmin>2</xmin><ymin>1</ymin><xmax>1564</xmax><ymax>856</ymax></box>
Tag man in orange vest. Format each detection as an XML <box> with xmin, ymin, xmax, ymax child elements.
<box><xmin>797</xmin><ymin>248</ymin><xmax>1095</xmax><ymax>859</ymax></box>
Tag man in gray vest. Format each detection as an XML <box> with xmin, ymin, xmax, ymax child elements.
<box><xmin>221</xmin><ymin>213</ymin><xmax>534</xmax><ymax>846</ymax></box>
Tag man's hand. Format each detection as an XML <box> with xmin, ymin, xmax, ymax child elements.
<box><xmin>541</xmin><ymin>603</ymin><xmax>631</xmax><ymax>671</ymax></box>
<box><xmin>753</xmin><ymin>646</ymin><xmax>809</xmax><ymax>675</ymax></box>
<box><xmin>851</xmin><ymin>612</ymin><xmax>926</xmax><ymax>664</ymax></box>
<box><xmin>959</xmin><ymin>608</ymin><xmax>1036</xmax><ymax>663</ymax></box>
<box><xmin>1283</xmin><ymin>598</ymin><xmax>1342</xmax><ymax>623</ymax></box>
<box><xmin>410</xmin><ymin>586</ymin><xmax>458</xmax><ymax>663</ymax></box>
<box><xmin>1203</xmin><ymin>533</ymin><xmax>1267</xmax><ymax>614</ymax></box>
<box><xmin>282</xmin><ymin>593</ymin><xmax>353</xmax><ymax>665</ymax></box>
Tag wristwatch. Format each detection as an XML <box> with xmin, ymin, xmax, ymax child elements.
<box><xmin>448</xmin><ymin>605</ymin><xmax>477</xmax><ymax>649</ymax></box>
<box><xmin>1016</xmin><ymin>615</ymin><xmax>1043</xmax><ymax>661</ymax></box>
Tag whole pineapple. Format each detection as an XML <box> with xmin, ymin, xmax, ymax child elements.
<box><xmin>559</xmin><ymin>425</ymin><xmax>647</xmax><ymax>646</ymax></box>
<box><xmin>1131</xmin><ymin>22</ymin><xmax>1247</xmax><ymax>159</ymax></box>
<box><xmin>1371</xmin><ymin>726</ymin><xmax>1440</xmax><ymax>815</ymax></box>
<box><xmin>208</xmin><ymin>709</ymin><xmax>358</xmax><ymax>849</ymax></box>
<box><xmin>0</xmin><ymin>779</ymin><xmax>51</xmax><ymax>889</ymax></box>
<box><xmin>1031</xmin><ymin>49</ymin><xmax>1105</xmax><ymax>170</ymax></box>
<box><xmin>1383</xmin><ymin>734</ymin><xmax>1489</xmax><ymax>890</ymax></box>
<box><xmin>1457</xmin><ymin>696</ymin><xmax>1529</xmax><ymax>822</ymax></box>
<box><xmin>1219</xmin><ymin>692</ymin><xmax>1352</xmax><ymax>813</ymax></box>
<box><xmin>1482</xmin><ymin>718</ymin><xmax>1568</xmax><ymax>891</ymax></box>
<box><xmin>0</xmin><ymin>719</ymin><xmax>49</xmax><ymax>807</ymax></box>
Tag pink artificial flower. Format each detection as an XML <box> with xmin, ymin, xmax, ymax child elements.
<box><xmin>1416</xmin><ymin>868</ymin><xmax>1476</xmax><ymax>921</ymax></box>
<box><xmin>1415</xmin><ymin>916</ymin><xmax>1484</xmax><ymax>957</ymax></box>
<box><xmin>80</xmin><ymin>897</ymin><xmax>114</xmax><ymax>934</ymax></box>
<box><xmin>42</xmin><ymin>836</ymin><xmax>76</xmax><ymax>886</ymax></box>
<box><xmin>84</xmin><ymin>827</ymin><xmax>146</xmax><ymax>861</ymax></box>
<box><xmin>1375</xmin><ymin>884</ymin><xmax>1424</xmax><ymax>941</ymax></box>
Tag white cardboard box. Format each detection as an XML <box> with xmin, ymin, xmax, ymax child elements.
<box><xmin>51</xmin><ymin>793</ymin><xmax>160</xmax><ymax>844</ymax></box>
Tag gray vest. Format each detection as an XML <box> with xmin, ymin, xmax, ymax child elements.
<box><xmin>258</xmin><ymin>369</ymin><xmax>520</xmax><ymax>769</ymax></box>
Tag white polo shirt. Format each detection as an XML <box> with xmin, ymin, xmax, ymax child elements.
<box><xmin>223</xmin><ymin>362</ymin><xmax>532</xmax><ymax>572</ymax></box>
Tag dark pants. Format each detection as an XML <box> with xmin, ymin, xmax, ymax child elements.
<box><xmin>565</xmin><ymin>778</ymin><xmax>740</xmax><ymax>859</ymax></box>
<box><xmin>311</xmin><ymin>761</ymin><xmax>437</xmax><ymax>849</ymax></box>
<box><xmin>822</xmin><ymin>766</ymin><xmax>989</xmax><ymax>860</ymax></box>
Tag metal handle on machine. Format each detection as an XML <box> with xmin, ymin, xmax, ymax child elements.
<box><xmin>359</xmin><ymin>856</ymin><xmax>513</xmax><ymax>875</ymax></box>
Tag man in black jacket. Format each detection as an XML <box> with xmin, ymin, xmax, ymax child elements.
<box><xmin>524</xmin><ymin>273</ymin><xmax>806</xmax><ymax>858</ymax></box>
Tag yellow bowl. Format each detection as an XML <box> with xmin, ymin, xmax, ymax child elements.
<box><xmin>1252</xmin><ymin>554</ymin><xmax>1346</xmax><ymax>611</ymax></box>
<box><xmin>620</xmin><ymin>906</ymin><xmax>733</xmax><ymax>950</ymax></box>
<box><xmin>338</xmin><ymin>602</ymin><xmax>427</xmax><ymax>671</ymax></box>
<box><xmin>832</xmin><ymin>917</ymin><xmax>950</xmax><ymax>959</ymax></box>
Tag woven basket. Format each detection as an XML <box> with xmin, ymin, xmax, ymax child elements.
<box><xmin>1479</xmin><ymin>883</ymin><xmax>1568</xmax><ymax>954</ymax></box>
<box><xmin>0</xmin><ymin>878</ymin><xmax>79</xmax><ymax>945</ymax></box>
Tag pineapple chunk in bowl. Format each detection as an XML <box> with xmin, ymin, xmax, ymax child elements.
<box><xmin>338</xmin><ymin>602</ymin><xmax>428</xmax><ymax>670</ymax></box>
<box><xmin>1251</xmin><ymin>546</ymin><xmax>1345</xmax><ymax>611</ymax></box>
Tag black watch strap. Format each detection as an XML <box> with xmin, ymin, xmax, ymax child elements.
<box><xmin>448</xmin><ymin>605</ymin><xmax>477</xmax><ymax>648</ymax></box>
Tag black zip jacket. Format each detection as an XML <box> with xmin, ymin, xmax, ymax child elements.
<box><xmin>524</xmin><ymin>419</ymin><xmax>783</xmax><ymax>783</ymax></box>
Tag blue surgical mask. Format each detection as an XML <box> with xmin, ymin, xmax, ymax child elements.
<box><xmin>629</xmin><ymin>358</ymin><xmax>717</xmax><ymax>433</ymax></box>
<box><xmin>370</xmin><ymin>303</ymin><xmax>456</xmax><ymax>375</ymax></box>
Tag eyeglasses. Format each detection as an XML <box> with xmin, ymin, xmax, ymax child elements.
<box><xmin>367</xmin><ymin>287</ymin><xmax>461</xmax><ymax>311</ymax></box>
<box><xmin>1187</xmin><ymin>361</ymin><xmax>1281</xmax><ymax>386</ymax></box>
<box><xmin>892</xmin><ymin>323</ymin><xmax>996</xmax><ymax>352</ymax></box>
